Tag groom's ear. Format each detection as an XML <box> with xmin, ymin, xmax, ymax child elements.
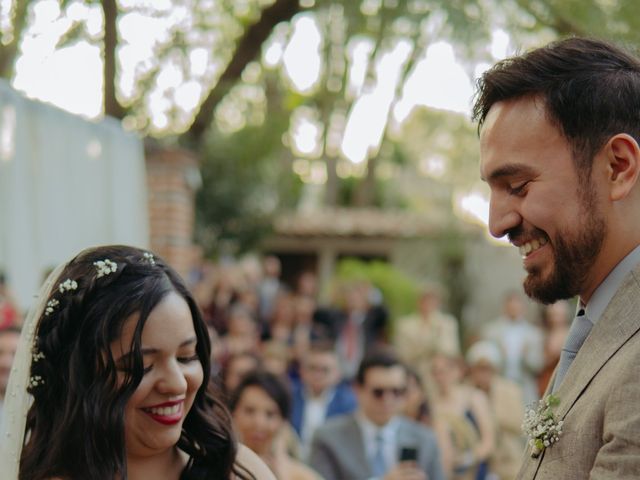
<box><xmin>605</xmin><ymin>134</ymin><xmax>640</xmax><ymax>201</ymax></box>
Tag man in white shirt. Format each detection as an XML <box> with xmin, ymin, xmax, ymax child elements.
<box><xmin>482</xmin><ymin>291</ymin><xmax>543</xmax><ymax>405</ymax></box>
<box><xmin>290</xmin><ymin>341</ymin><xmax>357</xmax><ymax>458</ymax></box>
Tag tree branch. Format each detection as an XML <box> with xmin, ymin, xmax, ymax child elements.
<box><xmin>183</xmin><ymin>0</ymin><xmax>301</xmax><ymax>146</ymax></box>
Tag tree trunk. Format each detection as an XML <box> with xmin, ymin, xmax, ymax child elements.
<box><xmin>0</xmin><ymin>0</ymin><xmax>30</xmax><ymax>79</ymax></box>
<box><xmin>324</xmin><ymin>154</ymin><xmax>339</xmax><ymax>206</ymax></box>
<box><xmin>102</xmin><ymin>0</ymin><xmax>127</xmax><ymax>119</ymax></box>
<box><xmin>353</xmin><ymin>156</ymin><xmax>376</xmax><ymax>207</ymax></box>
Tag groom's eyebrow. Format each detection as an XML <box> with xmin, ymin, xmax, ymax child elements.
<box><xmin>483</xmin><ymin>163</ymin><xmax>536</xmax><ymax>183</ymax></box>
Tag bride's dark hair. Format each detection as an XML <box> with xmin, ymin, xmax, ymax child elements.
<box><xmin>19</xmin><ymin>245</ymin><xmax>252</xmax><ymax>480</ymax></box>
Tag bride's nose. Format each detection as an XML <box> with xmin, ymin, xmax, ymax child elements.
<box><xmin>156</xmin><ymin>360</ymin><xmax>187</xmax><ymax>394</ymax></box>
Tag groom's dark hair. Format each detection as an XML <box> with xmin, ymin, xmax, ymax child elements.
<box><xmin>473</xmin><ymin>36</ymin><xmax>640</xmax><ymax>185</ymax></box>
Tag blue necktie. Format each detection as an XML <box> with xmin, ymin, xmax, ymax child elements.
<box><xmin>371</xmin><ymin>431</ymin><xmax>386</xmax><ymax>477</ymax></box>
<box><xmin>553</xmin><ymin>309</ymin><xmax>592</xmax><ymax>392</ymax></box>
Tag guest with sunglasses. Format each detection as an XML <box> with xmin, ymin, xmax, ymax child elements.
<box><xmin>308</xmin><ymin>348</ymin><xmax>444</xmax><ymax>480</ymax></box>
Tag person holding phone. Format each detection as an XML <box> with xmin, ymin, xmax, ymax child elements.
<box><xmin>308</xmin><ymin>349</ymin><xmax>444</xmax><ymax>480</ymax></box>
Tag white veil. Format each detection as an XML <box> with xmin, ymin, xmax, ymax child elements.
<box><xmin>0</xmin><ymin>262</ymin><xmax>66</xmax><ymax>480</ymax></box>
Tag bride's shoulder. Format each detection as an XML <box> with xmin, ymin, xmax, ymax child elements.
<box><xmin>233</xmin><ymin>444</ymin><xmax>276</xmax><ymax>480</ymax></box>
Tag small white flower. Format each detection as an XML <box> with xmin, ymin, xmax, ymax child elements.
<box><xmin>94</xmin><ymin>259</ymin><xmax>117</xmax><ymax>278</ymax></box>
<box><xmin>522</xmin><ymin>394</ymin><xmax>563</xmax><ymax>458</ymax></box>
<box><xmin>45</xmin><ymin>299</ymin><xmax>60</xmax><ymax>316</ymax></box>
<box><xmin>58</xmin><ymin>278</ymin><xmax>78</xmax><ymax>293</ymax></box>
<box><xmin>142</xmin><ymin>252</ymin><xmax>156</xmax><ymax>265</ymax></box>
<box><xmin>29</xmin><ymin>375</ymin><xmax>44</xmax><ymax>388</ymax></box>
<box><xmin>32</xmin><ymin>350</ymin><xmax>45</xmax><ymax>362</ymax></box>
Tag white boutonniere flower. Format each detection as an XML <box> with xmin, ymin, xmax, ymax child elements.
<box><xmin>522</xmin><ymin>394</ymin><xmax>564</xmax><ymax>458</ymax></box>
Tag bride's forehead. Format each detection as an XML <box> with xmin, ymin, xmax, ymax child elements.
<box><xmin>112</xmin><ymin>293</ymin><xmax>196</xmax><ymax>352</ymax></box>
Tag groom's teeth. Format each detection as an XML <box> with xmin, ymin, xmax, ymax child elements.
<box><xmin>519</xmin><ymin>239</ymin><xmax>546</xmax><ymax>257</ymax></box>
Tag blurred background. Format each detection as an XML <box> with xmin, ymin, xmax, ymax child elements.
<box><xmin>1</xmin><ymin>0</ymin><xmax>639</xmax><ymax>339</ymax></box>
<box><xmin>3</xmin><ymin>3</ymin><xmax>637</xmax><ymax>478</ymax></box>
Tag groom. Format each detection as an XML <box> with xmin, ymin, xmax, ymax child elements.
<box><xmin>474</xmin><ymin>37</ymin><xmax>640</xmax><ymax>478</ymax></box>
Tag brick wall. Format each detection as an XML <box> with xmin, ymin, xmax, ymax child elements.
<box><xmin>145</xmin><ymin>142</ymin><xmax>201</xmax><ymax>279</ymax></box>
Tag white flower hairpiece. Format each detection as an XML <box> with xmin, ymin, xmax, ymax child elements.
<box><xmin>44</xmin><ymin>299</ymin><xmax>59</xmax><ymax>316</ymax></box>
<box><xmin>32</xmin><ymin>350</ymin><xmax>45</xmax><ymax>362</ymax></box>
<box><xmin>142</xmin><ymin>252</ymin><xmax>156</xmax><ymax>265</ymax></box>
<box><xmin>29</xmin><ymin>375</ymin><xmax>44</xmax><ymax>388</ymax></box>
<box><xmin>522</xmin><ymin>394</ymin><xmax>564</xmax><ymax>458</ymax></box>
<box><xmin>58</xmin><ymin>278</ymin><xmax>78</xmax><ymax>293</ymax></box>
<box><xmin>94</xmin><ymin>259</ymin><xmax>117</xmax><ymax>278</ymax></box>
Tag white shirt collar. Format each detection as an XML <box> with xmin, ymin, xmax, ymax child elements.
<box><xmin>356</xmin><ymin>410</ymin><xmax>398</xmax><ymax>440</ymax></box>
<box><xmin>356</xmin><ymin>411</ymin><xmax>400</xmax><ymax>471</ymax></box>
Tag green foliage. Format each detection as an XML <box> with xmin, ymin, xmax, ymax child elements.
<box><xmin>434</xmin><ymin>229</ymin><xmax>469</xmax><ymax>325</ymax></box>
<box><xmin>334</xmin><ymin>257</ymin><xmax>419</xmax><ymax>321</ymax></box>
<box><xmin>399</xmin><ymin>107</ymin><xmax>480</xmax><ymax>189</ymax></box>
<box><xmin>508</xmin><ymin>0</ymin><xmax>640</xmax><ymax>45</ymax></box>
<box><xmin>335</xmin><ymin>174</ymin><xmax>407</xmax><ymax>208</ymax></box>
<box><xmin>195</xmin><ymin>94</ymin><xmax>302</xmax><ymax>256</ymax></box>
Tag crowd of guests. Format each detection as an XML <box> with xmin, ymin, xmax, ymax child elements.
<box><xmin>0</xmin><ymin>256</ymin><xmax>570</xmax><ymax>479</ymax></box>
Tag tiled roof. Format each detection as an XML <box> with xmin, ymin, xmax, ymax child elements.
<box><xmin>273</xmin><ymin>208</ymin><xmax>446</xmax><ymax>238</ymax></box>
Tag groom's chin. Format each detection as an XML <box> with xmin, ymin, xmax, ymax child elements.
<box><xmin>523</xmin><ymin>271</ymin><xmax>573</xmax><ymax>305</ymax></box>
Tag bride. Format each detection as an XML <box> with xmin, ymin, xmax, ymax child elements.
<box><xmin>0</xmin><ymin>245</ymin><xmax>274</xmax><ymax>480</ymax></box>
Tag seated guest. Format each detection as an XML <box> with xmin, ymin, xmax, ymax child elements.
<box><xmin>402</xmin><ymin>366</ymin><xmax>454</xmax><ymax>476</ymax></box>
<box><xmin>290</xmin><ymin>341</ymin><xmax>357</xmax><ymax>458</ymax></box>
<box><xmin>431</xmin><ymin>353</ymin><xmax>495</xmax><ymax>480</ymax></box>
<box><xmin>219</xmin><ymin>303</ymin><xmax>260</xmax><ymax>360</ymax></box>
<box><xmin>309</xmin><ymin>349</ymin><xmax>444</xmax><ymax>480</ymax></box>
<box><xmin>261</xmin><ymin>339</ymin><xmax>292</xmax><ymax>378</ymax></box>
<box><xmin>230</xmin><ymin>370</ymin><xmax>322</xmax><ymax>480</ymax></box>
<box><xmin>394</xmin><ymin>284</ymin><xmax>460</xmax><ymax>394</ymax></box>
<box><xmin>318</xmin><ymin>282</ymin><xmax>389</xmax><ymax>380</ymax></box>
<box><xmin>220</xmin><ymin>351</ymin><xmax>261</xmax><ymax>401</ymax></box>
<box><xmin>466</xmin><ymin>341</ymin><xmax>525</xmax><ymax>480</ymax></box>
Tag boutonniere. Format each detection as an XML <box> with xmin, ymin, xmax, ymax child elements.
<box><xmin>522</xmin><ymin>394</ymin><xmax>564</xmax><ymax>458</ymax></box>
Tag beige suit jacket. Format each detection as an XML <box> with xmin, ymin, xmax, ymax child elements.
<box><xmin>517</xmin><ymin>264</ymin><xmax>640</xmax><ymax>479</ymax></box>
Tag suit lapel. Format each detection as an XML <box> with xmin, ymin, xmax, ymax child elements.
<box><xmin>347</xmin><ymin>415</ymin><xmax>372</xmax><ymax>476</ymax></box>
<box><xmin>518</xmin><ymin>266</ymin><xmax>640</xmax><ymax>478</ymax></box>
<box><xmin>554</xmin><ymin>267</ymin><xmax>640</xmax><ymax>420</ymax></box>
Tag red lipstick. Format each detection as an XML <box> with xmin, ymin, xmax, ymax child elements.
<box><xmin>141</xmin><ymin>400</ymin><xmax>184</xmax><ymax>425</ymax></box>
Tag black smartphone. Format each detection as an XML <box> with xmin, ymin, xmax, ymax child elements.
<box><xmin>399</xmin><ymin>446</ymin><xmax>418</xmax><ymax>462</ymax></box>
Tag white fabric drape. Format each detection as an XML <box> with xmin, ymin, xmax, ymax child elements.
<box><xmin>0</xmin><ymin>79</ymin><xmax>148</xmax><ymax>312</ymax></box>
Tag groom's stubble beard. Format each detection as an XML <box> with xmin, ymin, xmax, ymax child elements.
<box><xmin>522</xmin><ymin>180</ymin><xmax>606</xmax><ymax>304</ymax></box>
